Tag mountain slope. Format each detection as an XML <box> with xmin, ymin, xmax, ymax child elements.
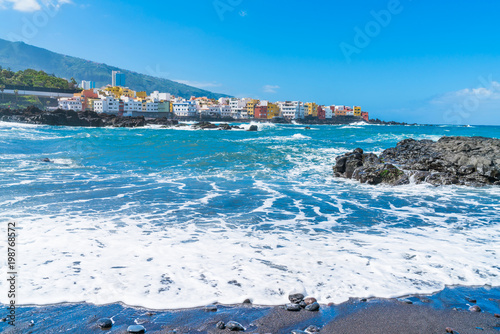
<box><xmin>0</xmin><ymin>38</ymin><xmax>230</xmax><ymax>99</ymax></box>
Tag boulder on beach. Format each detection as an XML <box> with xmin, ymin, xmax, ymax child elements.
<box><xmin>333</xmin><ymin>136</ymin><xmax>500</xmax><ymax>187</ymax></box>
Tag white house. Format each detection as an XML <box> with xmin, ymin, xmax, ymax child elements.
<box><xmin>218</xmin><ymin>97</ymin><xmax>230</xmax><ymax>105</ymax></box>
<box><xmin>279</xmin><ymin>101</ymin><xmax>305</xmax><ymax>120</ymax></box>
<box><xmin>143</xmin><ymin>100</ymin><xmax>159</xmax><ymax>113</ymax></box>
<box><xmin>199</xmin><ymin>105</ymin><xmax>221</xmax><ymax>117</ymax></box>
<box><xmin>122</xmin><ymin>97</ymin><xmax>142</xmax><ymax>113</ymax></box>
<box><xmin>325</xmin><ymin>106</ymin><xmax>333</xmax><ymax>119</ymax></box>
<box><xmin>229</xmin><ymin>98</ymin><xmax>250</xmax><ymax>119</ymax></box>
<box><xmin>94</xmin><ymin>96</ymin><xmax>120</xmax><ymax>114</ymax></box>
<box><xmin>58</xmin><ymin>97</ymin><xmax>83</xmax><ymax>111</ymax></box>
<box><xmin>150</xmin><ymin>91</ymin><xmax>171</xmax><ymax>102</ymax></box>
<box><xmin>173</xmin><ymin>101</ymin><xmax>197</xmax><ymax>117</ymax></box>
<box><xmin>219</xmin><ymin>105</ymin><xmax>232</xmax><ymax>118</ymax></box>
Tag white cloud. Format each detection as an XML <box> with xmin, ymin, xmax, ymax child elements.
<box><xmin>0</xmin><ymin>0</ymin><xmax>70</xmax><ymax>12</ymax></box>
<box><xmin>263</xmin><ymin>84</ymin><xmax>280</xmax><ymax>93</ymax></box>
<box><xmin>396</xmin><ymin>81</ymin><xmax>500</xmax><ymax>125</ymax></box>
<box><xmin>175</xmin><ymin>80</ymin><xmax>222</xmax><ymax>89</ymax></box>
<box><xmin>430</xmin><ymin>81</ymin><xmax>500</xmax><ymax>105</ymax></box>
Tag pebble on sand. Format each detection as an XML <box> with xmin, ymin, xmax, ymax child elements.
<box><xmin>291</xmin><ymin>331</ymin><xmax>307</xmax><ymax>334</ymax></box>
<box><xmin>304</xmin><ymin>297</ymin><xmax>317</xmax><ymax>305</ymax></box>
<box><xmin>305</xmin><ymin>302</ymin><xmax>320</xmax><ymax>312</ymax></box>
<box><xmin>305</xmin><ymin>324</ymin><xmax>321</xmax><ymax>332</ymax></box>
<box><xmin>445</xmin><ymin>327</ymin><xmax>455</xmax><ymax>333</ymax></box>
<box><xmin>285</xmin><ymin>303</ymin><xmax>302</xmax><ymax>312</ymax></box>
<box><xmin>216</xmin><ymin>321</ymin><xmax>225</xmax><ymax>329</ymax></box>
<box><xmin>204</xmin><ymin>305</ymin><xmax>218</xmax><ymax>312</ymax></box>
<box><xmin>289</xmin><ymin>293</ymin><xmax>305</xmax><ymax>304</ymax></box>
<box><xmin>127</xmin><ymin>324</ymin><xmax>146</xmax><ymax>333</ymax></box>
<box><xmin>97</xmin><ymin>318</ymin><xmax>113</xmax><ymax>329</ymax></box>
<box><xmin>226</xmin><ymin>321</ymin><xmax>245</xmax><ymax>331</ymax></box>
<box><xmin>469</xmin><ymin>305</ymin><xmax>481</xmax><ymax>312</ymax></box>
<box><xmin>494</xmin><ymin>313</ymin><xmax>500</xmax><ymax>318</ymax></box>
<box><xmin>397</xmin><ymin>298</ymin><xmax>413</xmax><ymax>304</ymax></box>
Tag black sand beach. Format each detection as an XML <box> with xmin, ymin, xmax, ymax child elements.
<box><xmin>2</xmin><ymin>286</ymin><xmax>499</xmax><ymax>333</ymax></box>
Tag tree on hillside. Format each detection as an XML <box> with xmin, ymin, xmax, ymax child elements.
<box><xmin>14</xmin><ymin>89</ymin><xmax>18</xmax><ymax>107</ymax></box>
<box><xmin>0</xmin><ymin>84</ymin><xmax>4</xmax><ymax>101</ymax></box>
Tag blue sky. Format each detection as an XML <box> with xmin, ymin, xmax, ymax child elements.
<box><xmin>1</xmin><ymin>0</ymin><xmax>500</xmax><ymax>125</ymax></box>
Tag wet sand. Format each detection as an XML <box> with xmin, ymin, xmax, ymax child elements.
<box><xmin>1</xmin><ymin>286</ymin><xmax>499</xmax><ymax>333</ymax></box>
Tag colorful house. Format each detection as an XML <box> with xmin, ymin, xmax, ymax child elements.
<box><xmin>361</xmin><ymin>112</ymin><xmax>369</xmax><ymax>122</ymax></box>
<box><xmin>317</xmin><ymin>106</ymin><xmax>325</xmax><ymax>120</ymax></box>
<box><xmin>354</xmin><ymin>106</ymin><xmax>362</xmax><ymax>117</ymax></box>
<box><xmin>305</xmin><ymin>102</ymin><xmax>318</xmax><ymax>117</ymax></box>
<box><xmin>267</xmin><ymin>102</ymin><xmax>280</xmax><ymax>119</ymax></box>
<box><xmin>246</xmin><ymin>99</ymin><xmax>260</xmax><ymax>118</ymax></box>
<box><xmin>254</xmin><ymin>105</ymin><xmax>268</xmax><ymax>119</ymax></box>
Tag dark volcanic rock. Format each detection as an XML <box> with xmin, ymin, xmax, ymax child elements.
<box><xmin>204</xmin><ymin>304</ymin><xmax>217</xmax><ymax>312</ymax></box>
<box><xmin>333</xmin><ymin>137</ymin><xmax>500</xmax><ymax>187</ymax></box>
<box><xmin>285</xmin><ymin>303</ymin><xmax>302</xmax><ymax>312</ymax></box>
<box><xmin>216</xmin><ymin>321</ymin><xmax>226</xmax><ymax>329</ymax></box>
<box><xmin>97</xmin><ymin>318</ymin><xmax>113</xmax><ymax>329</ymax></box>
<box><xmin>289</xmin><ymin>293</ymin><xmax>305</xmax><ymax>304</ymax></box>
<box><xmin>127</xmin><ymin>324</ymin><xmax>146</xmax><ymax>333</ymax></box>
<box><xmin>305</xmin><ymin>302</ymin><xmax>320</xmax><ymax>312</ymax></box>
<box><xmin>247</xmin><ymin>125</ymin><xmax>258</xmax><ymax>131</ymax></box>
<box><xmin>226</xmin><ymin>320</ymin><xmax>245</xmax><ymax>331</ymax></box>
<box><xmin>0</xmin><ymin>107</ymin><xmax>178</xmax><ymax>128</ymax></box>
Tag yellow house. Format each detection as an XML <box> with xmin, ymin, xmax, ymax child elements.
<box><xmin>305</xmin><ymin>102</ymin><xmax>318</xmax><ymax>117</ymax></box>
<box><xmin>246</xmin><ymin>99</ymin><xmax>260</xmax><ymax>117</ymax></box>
<box><xmin>136</xmin><ymin>91</ymin><xmax>147</xmax><ymax>99</ymax></box>
<box><xmin>105</xmin><ymin>86</ymin><xmax>137</xmax><ymax>99</ymax></box>
<box><xmin>354</xmin><ymin>106</ymin><xmax>362</xmax><ymax>116</ymax></box>
<box><xmin>267</xmin><ymin>102</ymin><xmax>280</xmax><ymax>119</ymax></box>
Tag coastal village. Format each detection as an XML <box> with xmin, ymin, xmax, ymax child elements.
<box><xmin>58</xmin><ymin>71</ymin><xmax>370</xmax><ymax>122</ymax></box>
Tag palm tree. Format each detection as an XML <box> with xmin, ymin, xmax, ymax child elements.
<box><xmin>0</xmin><ymin>84</ymin><xmax>5</xmax><ymax>101</ymax></box>
<box><xmin>14</xmin><ymin>89</ymin><xmax>19</xmax><ymax>108</ymax></box>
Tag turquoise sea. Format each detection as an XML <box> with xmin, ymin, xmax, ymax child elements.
<box><xmin>0</xmin><ymin>121</ymin><xmax>499</xmax><ymax>309</ymax></box>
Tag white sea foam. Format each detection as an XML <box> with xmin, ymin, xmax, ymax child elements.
<box><xmin>0</xmin><ymin>210</ymin><xmax>497</xmax><ymax>309</ymax></box>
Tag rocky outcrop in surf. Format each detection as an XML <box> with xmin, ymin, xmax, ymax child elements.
<box><xmin>334</xmin><ymin>137</ymin><xmax>500</xmax><ymax>186</ymax></box>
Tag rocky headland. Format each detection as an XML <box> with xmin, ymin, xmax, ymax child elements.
<box><xmin>334</xmin><ymin>136</ymin><xmax>500</xmax><ymax>187</ymax></box>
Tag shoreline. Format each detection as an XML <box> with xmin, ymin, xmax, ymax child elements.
<box><xmin>2</xmin><ymin>286</ymin><xmax>499</xmax><ymax>333</ymax></box>
<box><xmin>0</xmin><ymin>107</ymin><xmax>413</xmax><ymax>128</ymax></box>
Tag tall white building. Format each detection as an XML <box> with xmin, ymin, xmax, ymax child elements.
<box><xmin>80</xmin><ymin>81</ymin><xmax>95</xmax><ymax>90</ymax></box>
<box><xmin>279</xmin><ymin>101</ymin><xmax>305</xmax><ymax>120</ymax></box>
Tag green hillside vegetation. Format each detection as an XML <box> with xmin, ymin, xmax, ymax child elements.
<box><xmin>0</xmin><ymin>38</ymin><xmax>230</xmax><ymax>99</ymax></box>
<box><xmin>0</xmin><ymin>91</ymin><xmax>58</xmax><ymax>109</ymax></box>
<box><xmin>0</xmin><ymin>67</ymin><xmax>77</xmax><ymax>89</ymax></box>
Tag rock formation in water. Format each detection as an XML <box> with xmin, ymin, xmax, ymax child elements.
<box><xmin>334</xmin><ymin>137</ymin><xmax>500</xmax><ymax>186</ymax></box>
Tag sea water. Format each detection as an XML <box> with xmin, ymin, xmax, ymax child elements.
<box><xmin>0</xmin><ymin>121</ymin><xmax>498</xmax><ymax>309</ymax></box>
